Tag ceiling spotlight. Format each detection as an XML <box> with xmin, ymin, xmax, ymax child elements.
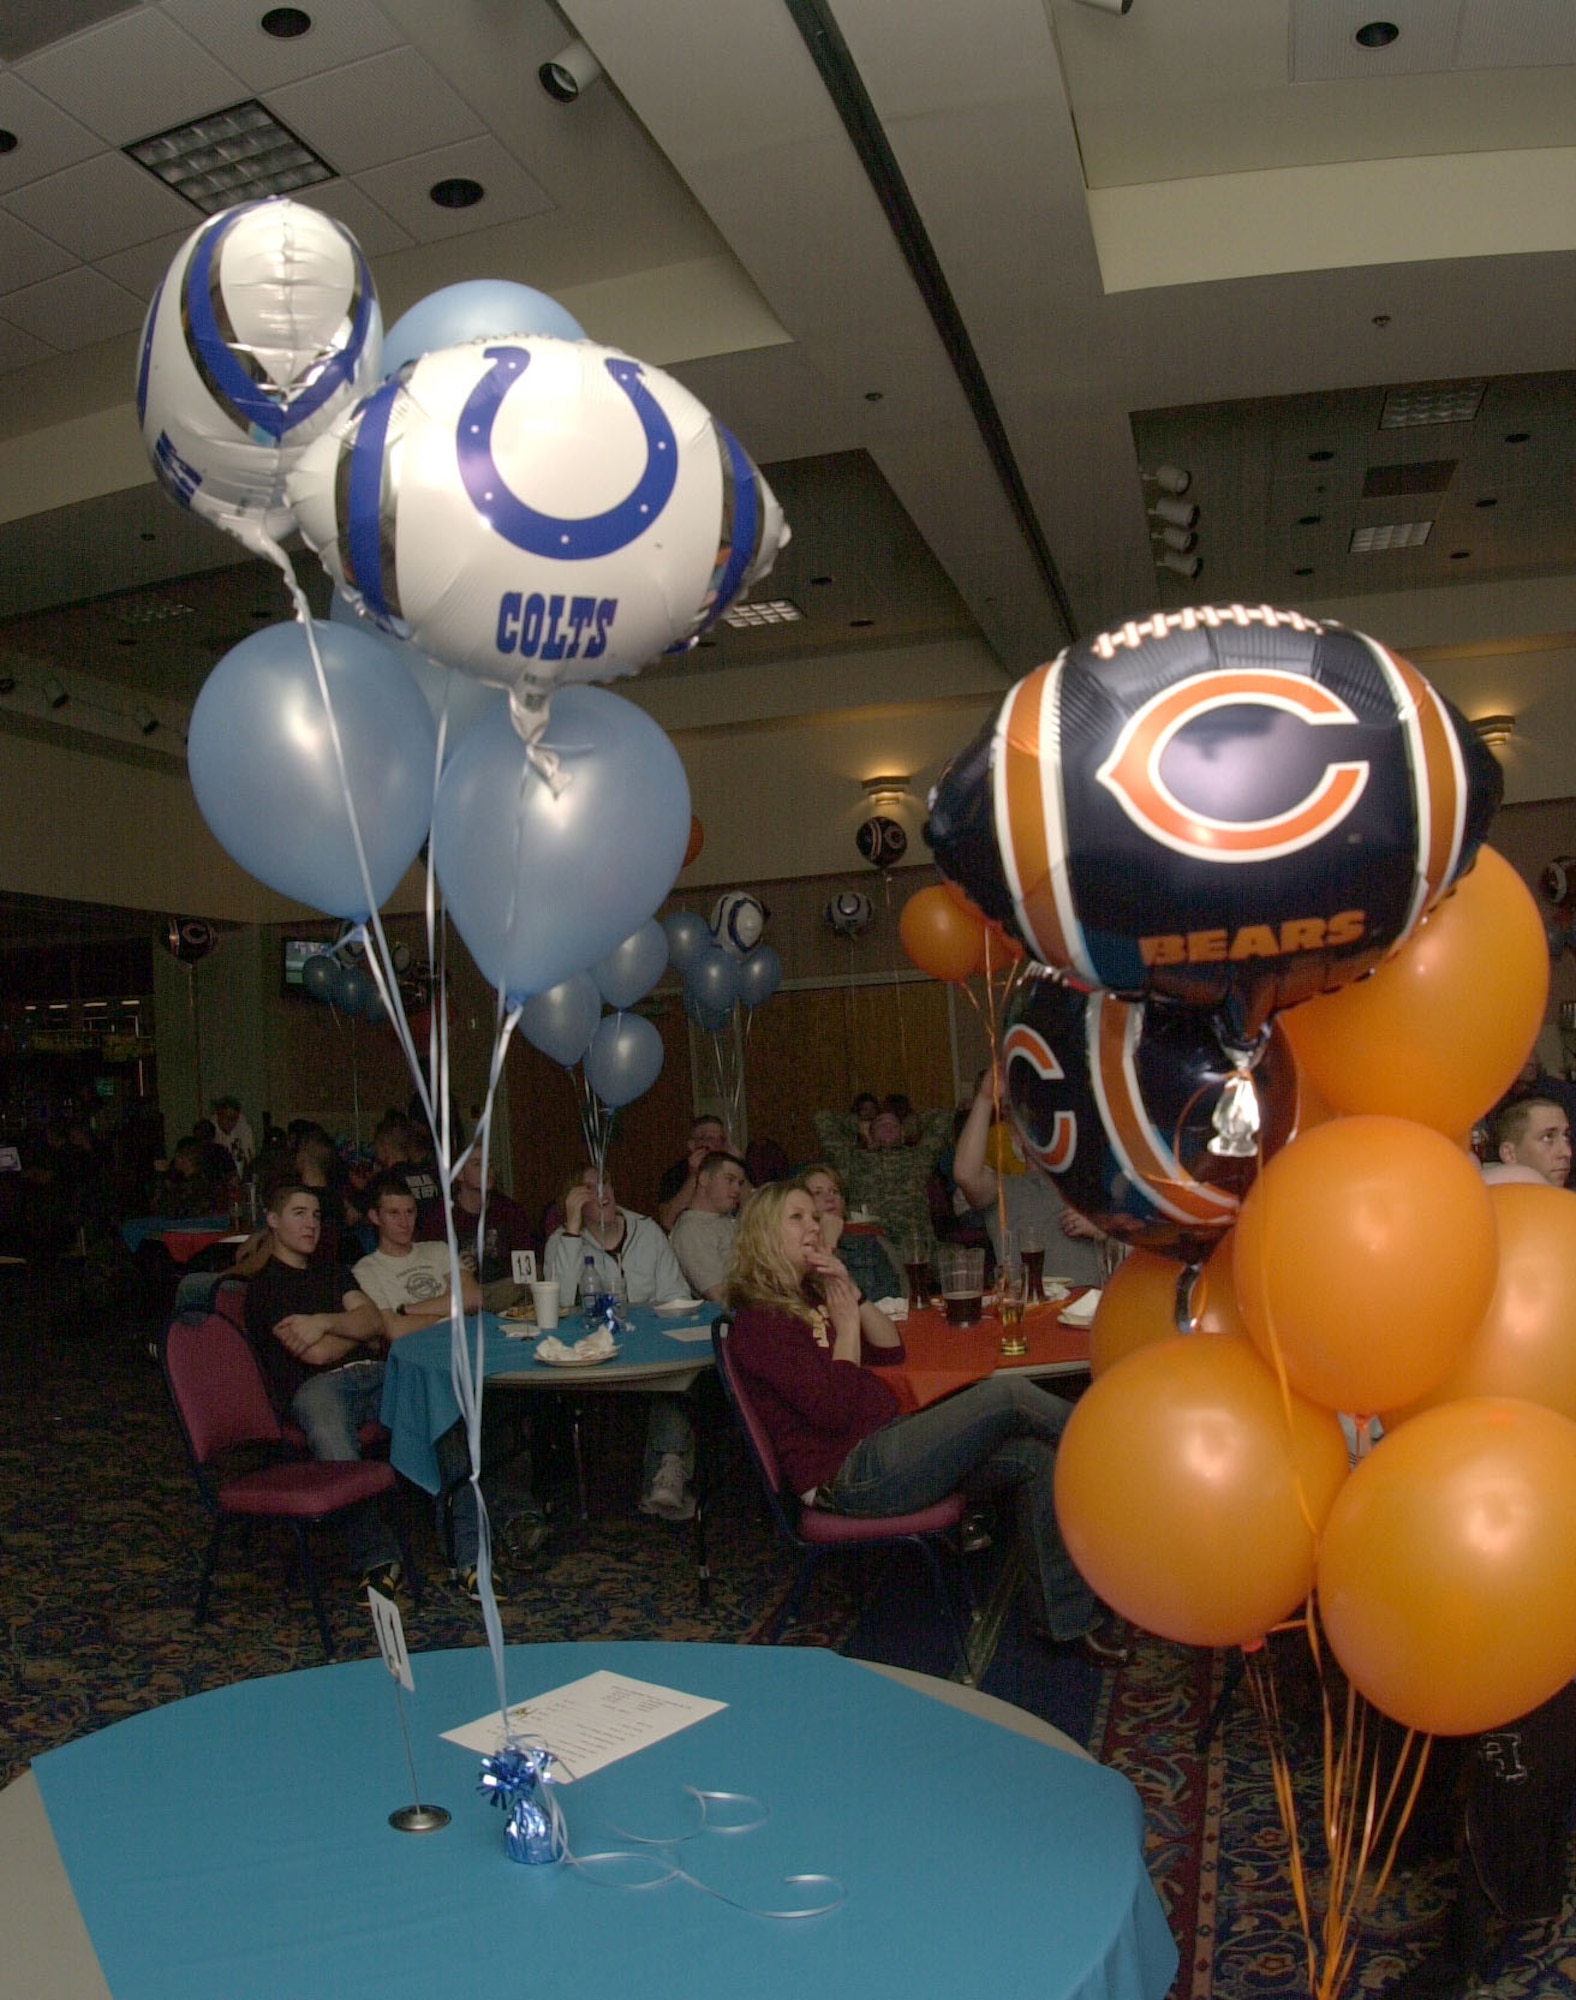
<box><xmin>1150</xmin><ymin>495</ymin><xmax>1199</xmax><ymax>531</ymax></box>
<box><xmin>0</xmin><ymin>675</ymin><xmax>15</xmax><ymax>695</ymax></box>
<box><xmin>1143</xmin><ymin>463</ymin><xmax>1192</xmax><ymax>496</ymax></box>
<box><xmin>862</xmin><ymin>774</ymin><xmax>911</xmax><ymax>808</ymax></box>
<box><xmin>42</xmin><ymin>677</ymin><xmax>68</xmax><ymax>709</ymax></box>
<box><xmin>1075</xmin><ymin>0</ymin><xmax>1133</xmax><ymax>13</ymax></box>
<box><xmin>1472</xmin><ymin>714</ymin><xmax>1515</xmax><ymax>750</ymax></box>
<box><xmin>1152</xmin><ymin>524</ymin><xmax>1197</xmax><ymax>555</ymax></box>
<box><xmin>539</xmin><ymin>38</ymin><xmax>603</xmax><ymax>102</ymax></box>
<box><xmin>1354</xmin><ymin>21</ymin><xmax>1399</xmax><ymax>48</ymax></box>
<box><xmin>1158</xmin><ymin>550</ymin><xmax>1202</xmax><ymax>580</ymax></box>
<box><xmin>134</xmin><ymin>707</ymin><xmax>159</xmax><ymax>736</ymax></box>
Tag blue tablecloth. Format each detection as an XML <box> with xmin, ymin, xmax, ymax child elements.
<box><xmin>120</xmin><ymin>1213</ymin><xmax>229</xmax><ymax>1253</ymax></box>
<box><xmin>381</xmin><ymin>1308</ymin><xmax>718</xmax><ymax>1493</ymax></box>
<box><xmin>32</xmin><ymin>1642</ymin><xmax>1177</xmax><ymax>2000</ymax></box>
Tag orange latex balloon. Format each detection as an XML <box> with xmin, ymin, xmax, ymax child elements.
<box><xmin>899</xmin><ymin>885</ymin><xmax>986</xmax><ymax>983</ymax></box>
<box><xmin>1318</xmin><ymin>1398</ymin><xmax>1576</xmax><ymax>1735</ymax></box>
<box><xmin>1055</xmin><ymin>1335</ymin><xmax>1349</xmax><ymax>1648</ymax></box>
<box><xmin>1292</xmin><ymin>1059</ymin><xmax>1339</xmax><ymax>1135</ymax></box>
<box><xmin>1389</xmin><ymin>1184</ymin><xmax>1576</xmax><ymax>1427</ymax></box>
<box><xmin>1279</xmin><ymin>847</ymin><xmax>1547</xmax><ymax>1137</ymax></box>
<box><xmin>683</xmin><ymin>815</ymin><xmax>704</xmax><ymax>867</ymax></box>
<box><xmin>1194</xmin><ymin>1231</ymin><xmax>1250</xmax><ymax>1340</ymax></box>
<box><xmin>1234</xmin><ymin>1116</ymin><xmax>1498</xmax><ymax>1413</ymax></box>
<box><xmin>1089</xmin><ymin>1251</ymin><xmax>1189</xmax><ymax>1377</ymax></box>
<box><xmin>983</xmin><ymin>922</ymin><xmax>1025</xmax><ymax>967</ymax></box>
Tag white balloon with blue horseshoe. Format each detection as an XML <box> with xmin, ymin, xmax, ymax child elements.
<box><xmin>286</xmin><ymin>333</ymin><xmax>790</xmax><ymax>745</ymax></box>
<box><xmin>137</xmin><ymin>198</ymin><xmax>382</xmax><ymax>557</ymax></box>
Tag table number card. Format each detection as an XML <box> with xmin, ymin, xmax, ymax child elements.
<box><xmin>369</xmin><ymin>1586</ymin><xmax>414</xmax><ymax>1692</ymax></box>
<box><xmin>511</xmin><ymin>1250</ymin><xmax>537</xmax><ymax>1285</ymax></box>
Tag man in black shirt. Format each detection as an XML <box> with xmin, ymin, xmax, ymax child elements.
<box><xmin>244</xmin><ymin>1180</ymin><xmax>403</xmax><ymax>1593</ymax></box>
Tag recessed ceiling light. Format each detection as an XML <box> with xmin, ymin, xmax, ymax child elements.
<box><xmin>722</xmin><ymin>599</ymin><xmax>803</xmax><ymax>628</ymax></box>
<box><xmin>1475</xmin><ymin>497</ymin><xmax>1498</xmax><ymax>509</ymax></box>
<box><xmin>1355</xmin><ymin>21</ymin><xmax>1399</xmax><ymax>48</ymax></box>
<box><xmin>810</xmin><ymin>574</ymin><xmax>833</xmax><ymax>587</ymax></box>
<box><xmin>863</xmin><ymin>391</ymin><xmax>883</xmax><ymax>403</ymax></box>
<box><xmin>1380</xmin><ymin>382</ymin><xmax>1485</xmax><ymax>429</ymax></box>
<box><xmin>139</xmin><ymin>530</ymin><xmax>156</xmax><ymax>542</ymax></box>
<box><xmin>1293</xmin><ymin>566</ymin><xmax>1314</xmax><ymax>577</ymax></box>
<box><xmin>1350</xmin><ymin>521</ymin><xmax>1432</xmax><ymax>553</ymax></box>
<box><xmin>1297</xmin><ymin>513</ymin><xmax>1322</xmax><ymax>526</ymax></box>
<box><xmin>430</xmin><ymin>177</ymin><xmax>484</xmax><ymax>209</ymax></box>
<box><xmin>0</xmin><ymin>131</ymin><xmax>17</xmax><ymax>156</ymax></box>
<box><xmin>1307</xmin><ymin>449</ymin><xmax>1335</xmax><ymax>463</ymax></box>
<box><xmin>125</xmin><ymin>100</ymin><xmax>333</xmax><ymax>213</ymax></box>
<box><xmin>1504</xmin><ymin>431</ymin><xmax>1530</xmax><ymax>444</ymax></box>
<box><xmin>260</xmin><ymin>7</ymin><xmax>312</xmax><ymax>36</ymax></box>
<box><xmin>1449</xmin><ymin>550</ymin><xmax>1471</xmax><ymax>561</ymax></box>
<box><xmin>850</xmin><ymin>616</ymin><xmax>875</xmax><ymax>627</ymax></box>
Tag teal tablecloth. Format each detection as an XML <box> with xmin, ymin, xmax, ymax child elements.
<box><xmin>33</xmin><ymin>1642</ymin><xmax>1177</xmax><ymax>2000</ymax></box>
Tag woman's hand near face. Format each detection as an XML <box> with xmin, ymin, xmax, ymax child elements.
<box><xmin>805</xmin><ymin>1247</ymin><xmax>862</xmax><ymax>1355</ymax></box>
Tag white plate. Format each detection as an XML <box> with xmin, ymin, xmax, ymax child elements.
<box><xmin>537</xmin><ymin>1344</ymin><xmax>620</xmax><ymax>1367</ymax></box>
<box><xmin>654</xmin><ymin>1298</ymin><xmax>706</xmax><ymax>1316</ymax></box>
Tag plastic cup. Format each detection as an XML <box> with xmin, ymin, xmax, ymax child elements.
<box><xmin>530</xmin><ymin>1279</ymin><xmax>560</xmax><ymax>1331</ymax></box>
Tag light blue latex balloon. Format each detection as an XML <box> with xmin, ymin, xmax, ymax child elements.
<box><xmin>337</xmin><ymin>965</ymin><xmax>371</xmax><ymax>1016</ymax></box>
<box><xmin>584</xmin><ymin>1011</ymin><xmax>664</xmax><ymax>1109</ymax></box>
<box><xmin>662</xmin><ymin>910</ymin><xmax>711</xmax><ymax>972</ymax></box>
<box><xmin>382</xmin><ymin>280</ymin><xmax>586</xmax><ymax>376</ymax></box>
<box><xmin>329</xmin><ymin>589</ymin><xmax>503</xmax><ymax>765</ymax></box>
<box><xmin>684</xmin><ymin>988</ymin><xmax>732</xmax><ymax>1035</ymax></box>
<box><xmin>188</xmin><ymin>621</ymin><xmax>436</xmax><ymax>920</ymax></box>
<box><xmin>593</xmin><ymin>919</ymin><xmax>669</xmax><ymax>1011</ymax></box>
<box><xmin>301</xmin><ymin>953</ymin><xmax>336</xmax><ymax>1002</ymax></box>
<box><xmin>736</xmin><ymin>943</ymin><xmax>782</xmax><ymax>1009</ymax></box>
<box><xmin>433</xmin><ymin>685</ymin><xmax>691</xmax><ymax>998</ymax></box>
<box><xmin>517</xmin><ymin>973</ymin><xmax>601</xmax><ymax>1067</ymax></box>
<box><xmin>686</xmin><ymin>944</ymin><xmax>739</xmax><ymax>1016</ymax></box>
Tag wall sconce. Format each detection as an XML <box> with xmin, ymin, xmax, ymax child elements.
<box><xmin>42</xmin><ymin>676</ymin><xmax>68</xmax><ymax>709</ymax></box>
<box><xmin>1142</xmin><ymin>463</ymin><xmax>1191</xmax><ymax>496</ymax></box>
<box><xmin>862</xmin><ymin>773</ymin><xmax>911</xmax><ymax>809</ymax></box>
<box><xmin>1472</xmin><ymin>714</ymin><xmax>1515</xmax><ymax>750</ymax></box>
<box><xmin>134</xmin><ymin>706</ymin><xmax>159</xmax><ymax>736</ymax></box>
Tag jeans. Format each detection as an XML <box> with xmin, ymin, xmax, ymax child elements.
<box><xmin>827</xmin><ymin>1374</ymin><xmax>1096</xmax><ymax>1641</ymax></box>
<box><xmin>434</xmin><ymin>1404</ymin><xmax>543</xmax><ymax>1569</ymax></box>
<box><xmin>643</xmin><ymin>1396</ymin><xmax>694</xmax><ymax>1491</ymax></box>
<box><xmin>290</xmin><ymin>1360</ymin><xmax>398</xmax><ymax>1577</ymax></box>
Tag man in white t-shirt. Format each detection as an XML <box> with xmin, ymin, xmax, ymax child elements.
<box><xmin>668</xmin><ymin>1152</ymin><xmax>747</xmax><ymax>1303</ymax></box>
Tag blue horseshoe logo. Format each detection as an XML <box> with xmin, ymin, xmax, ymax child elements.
<box><xmin>456</xmin><ymin>346</ymin><xmax>677</xmax><ymax>560</ymax></box>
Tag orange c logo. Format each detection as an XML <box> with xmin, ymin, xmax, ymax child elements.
<box><xmin>1095</xmin><ymin>670</ymin><xmax>1368</xmax><ymax>864</ymax></box>
<box><xmin>1003</xmin><ymin>1023</ymin><xmax>1076</xmax><ymax>1172</ymax></box>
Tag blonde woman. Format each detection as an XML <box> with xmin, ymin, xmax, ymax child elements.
<box><xmin>724</xmin><ymin>1183</ymin><xmax>1126</xmax><ymax>1664</ymax></box>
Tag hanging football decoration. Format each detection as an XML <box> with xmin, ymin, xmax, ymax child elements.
<box><xmin>925</xmin><ymin>606</ymin><xmax>1501</xmax><ymax>1036</ymax></box>
<box><xmin>709</xmin><ymin>890</ymin><xmax>767</xmax><ymax>959</ymax></box>
<box><xmin>161</xmin><ymin>917</ymin><xmax>219</xmax><ymax>964</ymax></box>
<box><xmin>137</xmin><ymin>198</ymin><xmax>382</xmax><ymax>557</ymax></box>
<box><xmin>825</xmin><ymin>890</ymin><xmax>875</xmax><ymax>937</ymax></box>
<box><xmin>1001</xmin><ymin>967</ymin><xmax>1300</xmax><ymax>1260</ymax></box>
<box><xmin>856</xmin><ymin>816</ymin><xmax>907</xmax><ymax>868</ymax></box>
<box><xmin>287</xmin><ymin>334</ymin><xmax>789</xmax><ymax>748</ymax></box>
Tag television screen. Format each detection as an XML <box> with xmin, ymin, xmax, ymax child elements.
<box><xmin>282</xmin><ymin>937</ymin><xmax>328</xmax><ymax>990</ymax></box>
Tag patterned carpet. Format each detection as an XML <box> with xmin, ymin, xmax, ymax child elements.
<box><xmin>5</xmin><ymin>1269</ymin><xmax>1575</xmax><ymax>1998</ymax></box>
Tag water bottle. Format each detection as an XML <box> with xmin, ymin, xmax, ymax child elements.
<box><xmin>579</xmin><ymin>1252</ymin><xmax>600</xmax><ymax>1319</ymax></box>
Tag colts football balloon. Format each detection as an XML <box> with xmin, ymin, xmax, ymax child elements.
<box><xmin>1002</xmin><ymin>969</ymin><xmax>1300</xmax><ymax>1260</ymax></box>
<box><xmin>926</xmin><ymin>606</ymin><xmax>1501</xmax><ymax>1035</ymax></box>
<box><xmin>826</xmin><ymin>890</ymin><xmax>875</xmax><ymax>937</ymax></box>
<box><xmin>138</xmin><ymin>199</ymin><xmax>382</xmax><ymax>555</ymax></box>
<box><xmin>287</xmin><ymin>334</ymin><xmax>788</xmax><ymax>741</ymax></box>
<box><xmin>710</xmin><ymin>891</ymin><xmax>768</xmax><ymax>959</ymax></box>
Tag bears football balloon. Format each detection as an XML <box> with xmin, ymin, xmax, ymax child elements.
<box><xmin>926</xmin><ymin>605</ymin><xmax>1501</xmax><ymax>1035</ymax></box>
<box><xmin>1002</xmin><ymin>968</ymin><xmax>1300</xmax><ymax>1260</ymax></box>
<box><xmin>287</xmin><ymin>334</ymin><xmax>789</xmax><ymax>741</ymax></box>
<box><xmin>138</xmin><ymin>199</ymin><xmax>382</xmax><ymax>555</ymax></box>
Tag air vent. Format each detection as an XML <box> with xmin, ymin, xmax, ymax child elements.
<box><xmin>1362</xmin><ymin>459</ymin><xmax>1458</xmax><ymax>497</ymax></box>
<box><xmin>1379</xmin><ymin>382</ymin><xmax>1486</xmax><ymax>429</ymax></box>
<box><xmin>1350</xmin><ymin>521</ymin><xmax>1433</xmax><ymax>552</ymax></box>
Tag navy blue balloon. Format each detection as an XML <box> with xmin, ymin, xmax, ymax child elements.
<box><xmin>382</xmin><ymin>280</ymin><xmax>585</xmax><ymax>376</ymax></box>
<box><xmin>593</xmin><ymin>920</ymin><xmax>669</xmax><ymax>1011</ymax></box>
<box><xmin>684</xmin><ymin>988</ymin><xmax>732</xmax><ymax>1035</ymax></box>
<box><xmin>188</xmin><ymin>620</ymin><xmax>436</xmax><ymax>920</ymax></box>
<box><xmin>433</xmin><ymin>686</ymin><xmax>690</xmax><ymax>998</ymax></box>
<box><xmin>337</xmin><ymin>965</ymin><xmax>371</xmax><ymax>1016</ymax></box>
<box><xmin>517</xmin><ymin>973</ymin><xmax>601</xmax><ymax>1067</ymax></box>
<box><xmin>301</xmin><ymin>953</ymin><xmax>336</xmax><ymax>1002</ymax></box>
<box><xmin>362</xmin><ymin>987</ymin><xmax>387</xmax><ymax>1026</ymax></box>
<box><xmin>584</xmin><ymin>1011</ymin><xmax>664</xmax><ymax>1109</ymax></box>
<box><xmin>685</xmin><ymin>944</ymin><xmax>739</xmax><ymax>1017</ymax></box>
<box><xmin>736</xmin><ymin>943</ymin><xmax>782</xmax><ymax>1009</ymax></box>
<box><xmin>662</xmin><ymin>910</ymin><xmax>711</xmax><ymax>972</ymax></box>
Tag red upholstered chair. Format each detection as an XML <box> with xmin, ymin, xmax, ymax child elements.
<box><xmin>162</xmin><ymin>1314</ymin><xmax>411</xmax><ymax>1659</ymax></box>
<box><xmin>711</xmin><ymin>1318</ymin><xmax>975</xmax><ymax>1680</ymax></box>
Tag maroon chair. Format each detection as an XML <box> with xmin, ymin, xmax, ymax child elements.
<box><xmin>226</xmin><ymin>1278</ymin><xmax>388</xmax><ymax>1457</ymax></box>
<box><xmin>711</xmin><ymin>1319</ymin><xmax>975</xmax><ymax>1679</ymax></box>
<box><xmin>162</xmin><ymin>1314</ymin><xmax>411</xmax><ymax>1659</ymax></box>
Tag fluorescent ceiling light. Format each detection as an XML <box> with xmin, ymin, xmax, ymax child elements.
<box><xmin>126</xmin><ymin>102</ymin><xmax>333</xmax><ymax>214</ymax></box>
<box><xmin>1349</xmin><ymin>521</ymin><xmax>1433</xmax><ymax>552</ymax></box>
<box><xmin>1379</xmin><ymin>382</ymin><xmax>1486</xmax><ymax>429</ymax></box>
<box><xmin>722</xmin><ymin>599</ymin><xmax>803</xmax><ymax>628</ymax></box>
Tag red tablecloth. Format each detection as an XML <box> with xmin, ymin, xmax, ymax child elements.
<box><xmin>158</xmin><ymin>1229</ymin><xmax>243</xmax><ymax>1266</ymax></box>
<box><xmin>885</xmin><ymin>1294</ymin><xmax>1093</xmax><ymax>1412</ymax></box>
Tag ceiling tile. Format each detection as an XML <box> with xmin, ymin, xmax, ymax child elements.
<box><xmin>0</xmin><ymin>74</ymin><xmax>104</xmax><ymax>194</ymax></box>
<box><xmin>294</xmin><ymin>177</ymin><xmax>413</xmax><ymax>259</ymax></box>
<box><xmin>352</xmin><ymin>138</ymin><xmax>553</xmax><ymax>242</ymax></box>
<box><xmin>5</xmin><ymin>150</ymin><xmax>197</xmax><ymax>260</ymax></box>
<box><xmin>93</xmin><ymin>225</ymin><xmax>194</xmax><ymax>302</ymax></box>
<box><xmin>1290</xmin><ymin>1</ymin><xmax>1462</xmax><ymax>83</ymax></box>
<box><xmin>162</xmin><ymin>0</ymin><xmax>403</xmax><ymax>92</ymax></box>
<box><xmin>0</xmin><ymin>317</ymin><xmax>54</xmax><ymax>370</ymax></box>
<box><xmin>1455</xmin><ymin>0</ymin><xmax>1576</xmax><ymax>69</ymax></box>
<box><xmin>16</xmin><ymin>9</ymin><xmax>246</xmax><ymax>148</ymax></box>
<box><xmin>0</xmin><ymin>264</ymin><xmax>145</xmax><ymax>349</ymax></box>
<box><xmin>265</xmin><ymin>47</ymin><xmax>484</xmax><ymax>174</ymax></box>
<box><xmin>0</xmin><ymin>206</ymin><xmax>78</xmax><ymax>289</ymax></box>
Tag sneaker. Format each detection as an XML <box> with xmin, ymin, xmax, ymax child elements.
<box><xmin>454</xmin><ymin>1564</ymin><xmax>509</xmax><ymax>1603</ymax></box>
<box><xmin>640</xmin><ymin>1454</ymin><xmax>696</xmax><ymax>1522</ymax></box>
<box><xmin>502</xmin><ymin>1514</ymin><xmax>551</xmax><ymax>1564</ymax></box>
<box><xmin>961</xmin><ymin>1508</ymin><xmax>993</xmax><ymax>1554</ymax></box>
<box><xmin>362</xmin><ymin>1561</ymin><xmax>404</xmax><ymax>1599</ymax></box>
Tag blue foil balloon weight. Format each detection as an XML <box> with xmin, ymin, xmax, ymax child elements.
<box><xmin>477</xmin><ymin>1743</ymin><xmax>564</xmax><ymax>1866</ymax></box>
<box><xmin>188</xmin><ymin>620</ymin><xmax>436</xmax><ymax>919</ymax></box>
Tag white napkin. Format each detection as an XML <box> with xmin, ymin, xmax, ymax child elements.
<box><xmin>1057</xmin><ymin>1290</ymin><xmax>1100</xmax><ymax>1328</ymax></box>
<box><xmin>873</xmin><ymin>1296</ymin><xmax>909</xmax><ymax>1320</ymax></box>
<box><xmin>536</xmin><ymin>1327</ymin><xmax>618</xmax><ymax>1365</ymax></box>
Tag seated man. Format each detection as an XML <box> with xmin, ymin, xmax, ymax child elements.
<box><xmin>544</xmin><ymin>1165</ymin><xmax>696</xmax><ymax>1521</ymax></box>
<box><xmin>243</xmin><ymin>1178</ymin><xmax>404</xmax><ymax>1595</ymax></box>
<box><xmin>353</xmin><ymin>1173</ymin><xmax>544</xmax><ymax>1592</ymax></box>
<box><xmin>656</xmin><ymin>1114</ymin><xmax>731</xmax><ymax>1232</ymax></box>
<box><xmin>1486</xmin><ymin>1095</ymin><xmax>1572</xmax><ymax>1189</ymax></box>
<box><xmin>953</xmin><ymin>1065</ymin><xmax>1106</xmax><ymax>1286</ymax></box>
<box><xmin>813</xmin><ymin>1099</ymin><xmax>953</xmax><ymax>1256</ymax></box>
<box><xmin>419</xmin><ymin>1148</ymin><xmax>536</xmax><ymax>1311</ymax></box>
<box><xmin>668</xmin><ymin>1152</ymin><xmax>748</xmax><ymax>1303</ymax></box>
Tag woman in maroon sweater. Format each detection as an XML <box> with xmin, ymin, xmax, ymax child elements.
<box><xmin>725</xmin><ymin>1183</ymin><xmax>1125</xmax><ymax>1661</ymax></box>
